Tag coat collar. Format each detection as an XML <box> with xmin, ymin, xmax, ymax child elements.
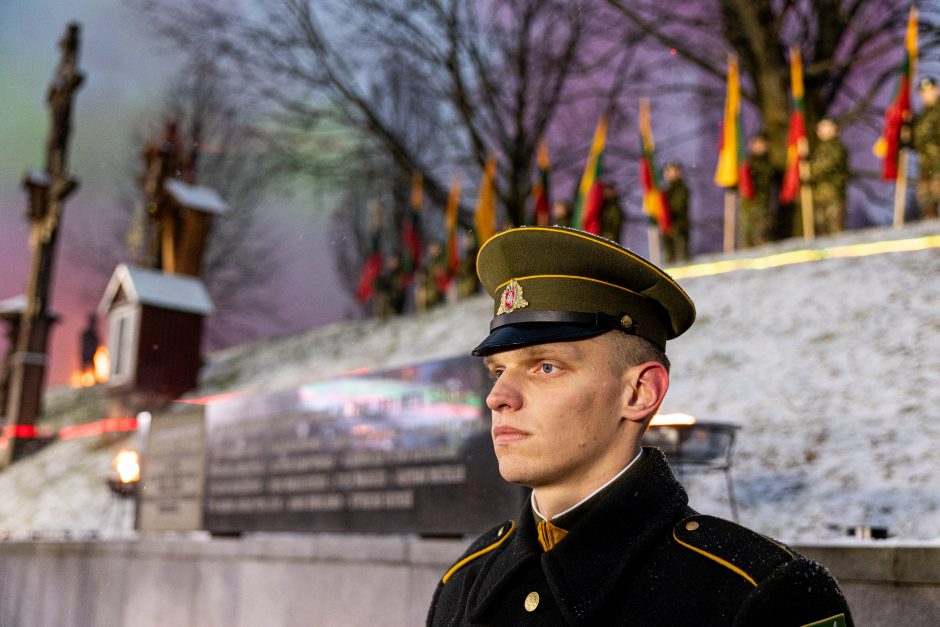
<box><xmin>467</xmin><ymin>448</ymin><xmax>690</xmax><ymax>625</ymax></box>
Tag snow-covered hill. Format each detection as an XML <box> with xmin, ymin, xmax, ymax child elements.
<box><xmin>1</xmin><ymin>221</ymin><xmax>937</xmax><ymax>541</ymax></box>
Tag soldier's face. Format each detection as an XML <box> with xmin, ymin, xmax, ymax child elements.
<box><xmin>921</xmin><ymin>86</ymin><xmax>938</xmax><ymax>106</ymax></box>
<box><xmin>483</xmin><ymin>337</ymin><xmax>633</xmax><ymax>496</ymax></box>
<box><xmin>816</xmin><ymin>120</ymin><xmax>837</xmax><ymax>140</ymax></box>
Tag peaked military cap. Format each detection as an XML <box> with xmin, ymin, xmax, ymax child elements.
<box><xmin>472</xmin><ymin>226</ymin><xmax>695</xmax><ymax>356</ymax></box>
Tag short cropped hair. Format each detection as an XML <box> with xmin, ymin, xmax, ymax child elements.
<box><xmin>597</xmin><ymin>330</ymin><xmax>671</xmax><ymax>376</ymax></box>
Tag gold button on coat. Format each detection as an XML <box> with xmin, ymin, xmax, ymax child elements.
<box><xmin>685</xmin><ymin>521</ymin><xmax>700</xmax><ymax>531</ymax></box>
<box><xmin>524</xmin><ymin>591</ymin><xmax>540</xmax><ymax>612</ymax></box>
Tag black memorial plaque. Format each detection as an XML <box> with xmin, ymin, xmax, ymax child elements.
<box><xmin>203</xmin><ymin>356</ymin><xmax>525</xmax><ymax>535</ymax></box>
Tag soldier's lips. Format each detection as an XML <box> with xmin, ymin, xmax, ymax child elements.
<box><xmin>492</xmin><ymin>425</ymin><xmax>529</xmax><ymax>444</ymax></box>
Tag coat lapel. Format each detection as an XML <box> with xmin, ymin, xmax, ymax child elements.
<box><xmin>467</xmin><ymin>449</ymin><xmax>689</xmax><ymax>626</ymax></box>
<box><xmin>466</xmin><ymin>500</ymin><xmax>542</xmax><ymax>622</ymax></box>
<box><xmin>543</xmin><ymin>449</ymin><xmax>690</xmax><ymax>624</ymax></box>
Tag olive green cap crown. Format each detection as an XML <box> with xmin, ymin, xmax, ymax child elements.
<box><xmin>472</xmin><ymin>227</ymin><xmax>695</xmax><ymax>355</ymax></box>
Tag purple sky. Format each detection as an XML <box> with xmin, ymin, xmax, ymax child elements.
<box><xmin>3</xmin><ymin>1</ymin><xmax>933</xmax><ymax>389</ymax></box>
<box><xmin>0</xmin><ymin>0</ymin><xmax>351</xmax><ymax>387</ymax></box>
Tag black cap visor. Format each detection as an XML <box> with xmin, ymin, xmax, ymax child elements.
<box><xmin>471</xmin><ymin>322</ymin><xmax>611</xmax><ymax>356</ymax></box>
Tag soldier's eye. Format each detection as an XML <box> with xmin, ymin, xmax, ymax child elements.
<box><xmin>540</xmin><ymin>363</ymin><xmax>555</xmax><ymax>374</ymax></box>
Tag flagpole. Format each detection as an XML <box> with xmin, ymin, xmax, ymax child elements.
<box><xmin>723</xmin><ymin>190</ymin><xmax>736</xmax><ymax>252</ymax></box>
<box><xmin>647</xmin><ymin>222</ymin><xmax>662</xmax><ymax>266</ymax></box>
<box><xmin>893</xmin><ymin>148</ymin><xmax>910</xmax><ymax>227</ymax></box>
<box><xmin>797</xmin><ymin>137</ymin><xmax>815</xmax><ymax>240</ymax></box>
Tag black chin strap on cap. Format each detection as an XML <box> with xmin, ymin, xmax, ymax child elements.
<box><xmin>490</xmin><ymin>310</ymin><xmax>640</xmax><ymax>335</ymax></box>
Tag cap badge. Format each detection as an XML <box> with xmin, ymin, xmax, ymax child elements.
<box><xmin>497</xmin><ymin>279</ymin><xmax>529</xmax><ymax>315</ymax></box>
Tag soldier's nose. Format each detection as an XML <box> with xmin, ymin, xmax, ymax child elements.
<box><xmin>486</xmin><ymin>374</ymin><xmax>522</xmax><ymax>412</ymax></box>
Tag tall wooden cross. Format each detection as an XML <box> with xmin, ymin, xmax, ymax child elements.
<box><xmin>2</xmin><ymin>23</ymin><xmax>84</xmax><ymax>466</ymax></box>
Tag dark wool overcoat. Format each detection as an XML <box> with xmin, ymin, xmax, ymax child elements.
<box><xmin>427</xmin><ymin>448</ymin><xmax>853</xmax><ymax>627</ymax></box>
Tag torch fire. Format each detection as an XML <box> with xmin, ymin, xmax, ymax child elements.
<box><xmin>70</xmin><ymin>345</ymin><xmax>110</xmax><ymax>388</ymax></box>
<box><xmin>113</xmin><ymin>449</ymin><xmax>141</xmax><ymax>485</ymax></box>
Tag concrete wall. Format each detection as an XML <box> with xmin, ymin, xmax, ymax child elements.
<box><xmin>797</xmin><ymin>543</ymin><xmax>940</xmax><ymax>627</ymax></box>
<box><xmin>0</xmin><ymin>537</ymin><xmax>936</xmax><ymax>627</ymax></box>
<box><xmin>0</xmin><ymin>534</ymin><xmax>460</xmax><ymax>627</ymax></box>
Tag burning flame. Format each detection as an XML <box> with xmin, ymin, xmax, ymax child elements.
<box><xmin>649</xmin><ymin>413</ymin><xmax>697</xmax><ymax>427</ymax></box>
<box><xmin>114</xmin><ymin>450</ymin><xmax>141</xmax><ymax>484</ymax></box>
<box><xmin>94</xmin><ymin>345</ymin><xmax>109</xmax><ymax>382</ymax></box>
<box><xmin>70</xmin><ymin>345</ymin><xmax>110</xmax><ymax>388</ymax></box>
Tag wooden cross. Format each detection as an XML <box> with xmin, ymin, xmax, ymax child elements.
<box><xmin>2</xmin><ymin>23</ymin><xmax>85</xmax><ymax>466</ymax></box>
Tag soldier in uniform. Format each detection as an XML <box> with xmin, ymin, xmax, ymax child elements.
<box><xmin>913</xmin><ymin>76</ymin><xmax>940</xmax><ymax>220</ymax></box>
<box><xmin>373</xmin><ymin>254</ymin><xmax>406</xmax><ymax>317</ymax></box>
<box><xmin>421</xmin><ymin>241</ymin><xmax>448</xmax><ymax>309</ymax></box>
<box><xmin>740</xmin><ymin>134</ymin><xmax>775</xmax><ymax>247</ymax></box>
<box><xmin>427</xmin><ymin>226</ymin><xmax>852</xmax><ymax>627</ymax></box>
<box><xmin>457</xmin><ymin>237</ymin><xmax>481</xmax><ymax>299</ymax></box>
<box><xmin>809</xmin><ymin>118</ymin><xmax>849</xmax><ymax>236</ymax></box>
<box><xmin>662</xmin><ymin>162</ymin><xmax>690</xmax><ymax>263</ymax></box>
<box><xmin>550</xmin><ymin>201</ymin><xmax>572</xmax><ymax>228</ymax></box>
<box><xmin>599</xmin><ymin>182</ymin><xmax>624</xmax><ymax>244</ymax></box>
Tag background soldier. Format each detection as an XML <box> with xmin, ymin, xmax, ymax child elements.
<box><xmin>913</xmin><ymin>76</ymin><xmax>940</xmax><ymax>220</ymax></box>
<box><xmin>740</xmin><ymin>134</ymin><xmax>775</xmax><ymax>247</ymax></box>
<box><xmin>373</xmin><ymin>254</ymin><xmax>406</xmax><ymax>317</ymax></box>
<box><xmin>662</xmin><ymin>162</ymin><xmax>689</xmax><ymax>263</ymax></box>
<box><xmin>599</xmin><ymin>181</ymin><xmax>624</xmax><ymax>244</ymax></box>
<box><xmin>457</xmin><ymin>236</ymin><xmax>480</xmax><ymax>298</ymax></box>
<box><xmin>420</xmin><ymin>241</ymin><xmax>448</xmax><ymax>309</ymax></box>
<box><xmin>550</xmin><ymin>201</ymin><xmax>572</xmax><ymax>228</ymax></box>
<box><xmin>810</xmin><ymin>118</ymin><xmax>849</xmax><ymax>235</ymax></box>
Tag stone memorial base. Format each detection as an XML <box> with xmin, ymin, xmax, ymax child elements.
<box><xmin>0</xmin><ymin>536</ymin><xmax>936</xmax><ymax>626</ymax></box>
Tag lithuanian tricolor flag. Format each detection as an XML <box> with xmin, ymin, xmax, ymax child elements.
<box><xmin>714</xmin><ymin>55</ymin><xmax>752</xmax><ymax>197</ymax></box>
<box><xmin>533</xmin><ymin>139</ymin><xmax>551</xmax><ymax>226</ymax></box>
<box><xmin>873</xmin><ymin>7</ymin><xmax>918</xmax><ymax>180</ymax></box>
<box><xmin>780</xmin><ymin>48</ymin><xmax>806</xmax><ymax>205</ymax></box>
<box><xmin>402</xmin><ymin>172</ymin><xmax>423</xmax><ymax>281</ymax></box>
<box><xmin>357</xmin><ymin>203</ymin><xmax>383</xmax><ymax>303</ymax></box>
<box><xmin>572</xmin><ymin>115</ymin><xmax>607</xmax><ymax>234</ymax></box>
<box><xmin>474</xmin><ymin>155</ymin><xmax>497</xmax><ymax>245</ymax></box>
<box><xmin>639</xmin><ymin>99</ymin><xmax>670</xmax><ymax>234</ymax></box>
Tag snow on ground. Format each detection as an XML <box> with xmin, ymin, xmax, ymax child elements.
<box><xmin>0</xmin><ymin>220</ymin><xmax>937</xmax><ymax>541</ymax></box>
<box><xmin>0</xmin><ymin>437</ymin><xmax>133</xmax><ymax>538</ymax></box>
<box><xmin>664</xmin><ymin>221</ymin><xmax>940</xmax><ymax>541</ymax></box>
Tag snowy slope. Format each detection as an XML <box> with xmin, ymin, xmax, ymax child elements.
<box><xmin>664</xmin><ymin>222</ymin><xmax>939</xmax><ymax>541</ymax></box>
<box><xmin>1</xmin><ymin>220</ymin><xmax>937</xmax><ymax>541</ymax></box>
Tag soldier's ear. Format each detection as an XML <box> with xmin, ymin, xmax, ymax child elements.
<box><xmin>621</xmin><ymin>362</ymin><xmax>669</xmax><ymax>424</ymax></box>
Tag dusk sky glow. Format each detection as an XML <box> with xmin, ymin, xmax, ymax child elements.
<box><xmin>1</xmin><ymin>0</ymin><xmax>352</xmax><ymax>386</ymax></box>
<box><xmin>1</xmin><ymin>1</ymin><xmax>936</xmax><ymax>391</ymax></box>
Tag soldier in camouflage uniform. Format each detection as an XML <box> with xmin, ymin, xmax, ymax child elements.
<box><xmin>550</xmin><ymin>201</ymin><xmax>572</xmax><ymax>228</ymax></box>
<box><xmin>373</xmin><ymin>253</ymin><xmax>406</xmax><ymax>317</ymax></box>
<box><xmin>739</xmin><ymin>134</ymin><xmax>775</xmax><ymax>247</ymax></box>
<box><xmin>662</xmin><ymin>162</ymin><xmax>689</xmax><ymax>263</ymax></box>
<box><xmin>913</xmin><ymin>77</ymin><xmax>940</xmax><ymax>220</ymax></box>
<box><xmin>420</xmin><ymin>241</ymin><xmax>448</xmax><ymax>309</ymax></box>
<box><xmin>809</xmin><ymin>118</ymin><xmax>849</xmax><ymax>235</ymax></box>
<box><xmin>599</xmin><ymin>182</ymin><xmax>624</xmax><ymax>244</ymax></box>
<box><xmin>457</xmin><ymin>237</ymin><xmax>480</xmax><ymax>298</ymax></box>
